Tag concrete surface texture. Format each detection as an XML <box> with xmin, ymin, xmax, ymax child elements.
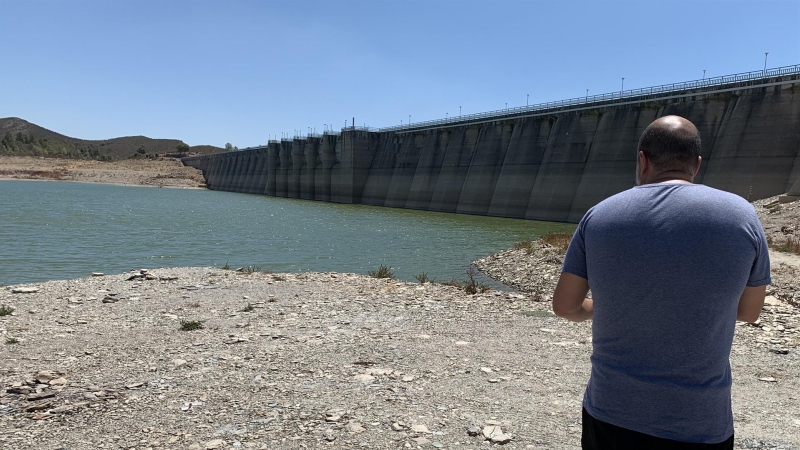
<box><xmin>183</xmin><ymin>75</ymin><xmax>800</xmax><ymax>223</ymax></box>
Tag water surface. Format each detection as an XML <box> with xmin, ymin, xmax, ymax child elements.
<box><xmin>0</xmin><ymin>180</ymin><xmax>574</xmax><ymax>285</ymax></box>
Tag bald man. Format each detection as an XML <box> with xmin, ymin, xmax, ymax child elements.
<box><xmin>553</xmin><ymin>116</ymin><xmax>770</xmax><ymax>449</ymax></box>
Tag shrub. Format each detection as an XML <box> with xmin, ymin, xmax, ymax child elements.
<box><xmin>414</xmin><ymin>272</ymin><xmax>435</xmax><ymax>284</ymax></box>
<box><xmin>5</xmin><ymin>337</ymin><xmax>19</xmax><ymax>345</ymax></box>
<box><xmin>179</xmin><ymin>320</ymin><xmax>204</xmax><ymax>331</ymax></box>
<box><xmin>513</xmin><ymin>240</ymin><xmax>535</xmax><ymax>254</ymax></box>
<box><xmin>222</xmin><ymin>261</ymin><xmax>231</xmax><ymax>270</ymax></box>
<box><xmin>0</xmin><ymin>305</ymin><xmax>13</xmax><ymax>316</ymax></box>
<box><xmin>464</xmin><ymin>267</ymin><xmax>491</xmax><ymax>295</ymax></box>
<box><xmin>540</xmin><ymin>233</ymin><xmax>572</xmax><ymax>253</ymax></box>
<box><xmin>368</xmin><ymin>265</ymin><xmax>394</xmax><ymax>279</ymax></box>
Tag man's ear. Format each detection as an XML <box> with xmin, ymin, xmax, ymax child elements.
<box><xmin>692</xmin><ymin>156</ymin><xmax>702</xmax><ymax>177</ymax></box>
<box><xmin>638</xmin><ymin>151</ymin><xmax>649</xmax><ymax>176</ymax></box>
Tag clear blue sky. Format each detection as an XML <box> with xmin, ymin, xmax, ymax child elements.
<box><xmin>1</xmin><ymin>0</ymin><xmax>798</xmax><ymax>148</ymax></box>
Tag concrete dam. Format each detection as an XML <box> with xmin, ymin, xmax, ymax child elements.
<box><xmin>183</xmin><ymin>66</ymin><xmax>800</xmax><ymax>223</ymax></box>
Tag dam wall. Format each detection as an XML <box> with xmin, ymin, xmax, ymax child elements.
<box><xmin>184</xmin><ymin>72</ymin><xmax>800</xmax><ymax>223</ymax></box>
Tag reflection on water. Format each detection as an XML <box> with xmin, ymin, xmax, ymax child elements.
<box><xmin>0</xmin><ymin>180</ymin><xmax>574</xmax><ymax>285</ymax></box>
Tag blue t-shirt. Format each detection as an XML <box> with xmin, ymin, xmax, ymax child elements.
<box><xmin>562</xmin><ymin>183</ymin><xmax>771</xmax><ymax>443</ymax></box>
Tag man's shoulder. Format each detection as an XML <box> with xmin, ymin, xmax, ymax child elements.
<box><xmin>587</xmin><ymin>184</ymin><xmax>756</xmax><ymax>221</ymax></box>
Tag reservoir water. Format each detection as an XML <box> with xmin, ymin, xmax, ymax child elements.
<box><xmin>0</xmin><ymin>180</ymin><xmax>574</xmax><ymax>286</ymax></box>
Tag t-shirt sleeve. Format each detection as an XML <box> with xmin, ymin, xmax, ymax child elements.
<box><xmin>562</xmin><ymin>215</ymin><xmax>588</xmax><ymax>280</ymax></box>
<box><xmin>747</xmin><ymin>220</ymin><xmax>772</xmax><ymax>287</ymax></box>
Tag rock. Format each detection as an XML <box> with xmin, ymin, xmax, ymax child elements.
<box><xmin>125</xmin><ymin>382</ymin><xmax>145</xmax><ymax>389</ymax></box>
<box><xmin>758</xmin><ymin>376</ymin><xmax>777</xmax><ymax>382</ymax></box>
<box><xmin>346</xmin><ymin>422</ymin><xmax>366</xmax><ymax>433</ymax></box>
<box><xmin>488</xmin><ymin>378</ymin><xmax>500</xmax><ymax>383</ymax></box>
<box><xmin>205</xmin><ymin>439</ymin><xmax>224</xmax><ymax>449</ymax></box>
<box><xmin>91</xmin><ymin>272</ymin><xmax>104</xmax><ymax>277</ymax></box>
<box><xmin>483</xmin><ymin>425</ymin><xmax>512</xmax><ymax>444</ymax></box>
<box><xmin>172</xmin><ymin>359</ymin><xmax>188</xmax><ymax>367</ymax></box>
<box><xmin>11</xmin><ymin>287</ymin><xmax>39</xmax><ymax>294</ymax></box>
<box><xmin>102</xmin><ymin>295</ymin><xmax>119</xmax><ymax>303</ymax></box>
<box><xmin>411</xmin><ymin>424</ymin><xmax>430</xmax><ymax>433</ymax></box>
<box><xmin>480</xmin><ymin>367</ymin><xmax>493</xmax><ymax>373</ymax></box>
<box><xmin>401</xmin><ymin>375</ymin><xmax>415</xmax><ymax>382</ymax></box>
<box><xmin>48</xmin><ymin>377</ymin><xmax>68</xmax><ymax>386</ymax></box>
<box><xmin>353</xmin><ymin>374</ymin><xmax>375</xmax><ymax>383</ymax></box>
<box><xmin>455</xmin><ymin>341</ymin><xmax>470</xmax><ymax>345</ymax></box>
<box><xmin>392</xmin><ymin>422</ymin><xmax>406</xmax><ymax>431</ymax></box>
<box><xmin>26</xmin><ymin>401</ymin><xmax>53</xmax><ymax>412</ymax></box>
<box><xmin>764</xmin><ymin>296</ymin><xmax>784</xmax><ymax>306</ymax></box>
<box><xmin>467</xmin><ymin>426</ymin><xmax>481</xmax><ymax>436</ymax></box>
<box><xmin>325</xmin><ymin>414</ymin><xmax>341</xmax><ymax>422</ymax></box>
<box><xmin>432</xmin><ymin>442</ymin><xmax>444</xmax><ymax>448</ymax></box>
<box><xmin>413</xmin><ymin>437</ymin><xmax>431</xmax><ymax>445</ymax></box>
<box><xmin>160</xmin><ymin>275</ymin><xmax>179</xmax><ymax>281</ymax></box>
<box><xmin>26</xmin><ymin>392</ymin><xmax>56</xmax><ymax>401</ymax></box>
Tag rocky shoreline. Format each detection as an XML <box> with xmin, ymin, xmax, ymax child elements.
<box><xmin>0</xmin><ymin>265</ymin><xmax>798</xmax><ymax>449</ymax></box>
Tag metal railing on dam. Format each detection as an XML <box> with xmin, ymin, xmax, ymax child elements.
<box><xmin>184</xmin><ymin>67</ymin><xmax>800</xmax><ymax>223</ymax></box>
<box><xmin>374</xmin><ymin>64</ymin><xmax>800</xmax><ymax>133</ymax></box>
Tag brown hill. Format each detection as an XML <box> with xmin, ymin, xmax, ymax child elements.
<box><xmin>0</xmin><ymin>117</ymin><xmax>224</xmax><ymax>161</ymax></box>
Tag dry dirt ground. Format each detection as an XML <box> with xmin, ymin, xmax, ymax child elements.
<box><xmin>0</xmin><ymin>265</ymin><xmax>798</xmax><ymax>450</ymax></box>
<box><xmin>0</xmin><ymin>156</ymin><xmax>205</xmax><ymax>189</ymax></box>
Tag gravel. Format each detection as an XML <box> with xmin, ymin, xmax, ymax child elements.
<box><xmin>0</xmin><ymin>266</ymin><xmax>797</xmax><ymax>449</ymax></box>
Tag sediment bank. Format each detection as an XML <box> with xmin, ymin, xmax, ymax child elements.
<box><xmin>0</xmin><ymin>156</ymin><xmax>206</xmax><ymax>189</ymax></box>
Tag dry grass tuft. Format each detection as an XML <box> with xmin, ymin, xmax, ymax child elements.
<box><xmin>540</xmin><ymin>233</ymin><xmax>572</xmax><ymax>253</ymax></box>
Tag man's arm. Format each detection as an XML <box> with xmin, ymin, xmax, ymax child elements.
<box><xmin>737</xmin><ymin>285</ymin><xmax>766</xmax><ymax>323</ymax></box>
<box><xmin>553</xmin><ymin>272</ymin><xmax>593</xmax><ymax>322</ymax></box>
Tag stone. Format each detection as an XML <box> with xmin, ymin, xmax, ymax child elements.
<box><xmin>26</xmin><ymin>392</ymin><xmax>56</xmax><ymax>401</ymax></box>
<box><xmin>764</xmin><ymin>296</ymin><xmax>783</xmax><ymax>306</ymax></box>
<box><xmin>480</xmin><ymin>367</ymin><xmax>493</xmax><ymax>373</ymax></box>
<box><xmin>758</xmin><ymin>377</ymin><xmax>777</xmax><ymax>382</ymax></box>
<box><xmin>346</xmin><ymin>422</ymin><xmax>366</xmax><ymax>433</ymax></box>
<box><xmin>412</xmin><ymin>437</ymin><xmax>431</xmax><ymax>445</ymax></box>
<box><xmin>48</xmin><ymin>377</ymin><xmax>68</xmax><ymax>385</ymax></box>
<box><xmin>12</xmin><ymin>287</ymin><xmax>39</xmax><ymax>294</ymax></box>
<box><xmin>91</xmin><ymin>272</ymin><xmax>104</xmax><ymax>277</ymax></box>
<box><xmin>467</xmin><ymin>426</ymin><xmax>481</xmax><ymax>436</ymax></box>
<box><xmin>205</xmin><ymin>439</ymin><xmax>224</xmax><ymax>449</ymax></box>
<box><xmin>401</xmin><ymin>375</ymin><xmax>415</xmax><ymax>382</ymax></box>
<box><xmin>455</xmin><ymin>341</ymin><xmax>470</xmax><ymax>346</ymax></box>
<box><xmin>432</xmin><ymin>442</ymin><xmax>444</xmax><ymax>448</ymax></box>
<box><xmin>411</xmin><ymin>424</ymin><xmax>430</xmax><ymax>433</ymax></box>
<box><xmin>353</xmin><ymin>374</ymin><xmax>375</xmax><ymax>383</ymax></box>
<box><xmin>480</xmin><ymin>424</ymin><xmax>514</xmax><ymax>444</ymax></box>
<box><xmin>325</xmin><ymin>415</ymin><xmax>341</xmax><ymax>422</ymax></box>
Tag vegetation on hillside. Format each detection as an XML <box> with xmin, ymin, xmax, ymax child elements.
<box><xmin>1</xmin><ymin>131</ymin><xmax>111</xmax><ymax>160</ymax></box>
<box><xmin>0</xmin><ymin>117</ymin><xmax>223</xmax><ymax>161</ymax></box>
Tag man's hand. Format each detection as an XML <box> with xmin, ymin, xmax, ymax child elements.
<box><xmin>553</xmin><ymin>272</ymin><xmax>593</xmax><ymax>322</ymax></box>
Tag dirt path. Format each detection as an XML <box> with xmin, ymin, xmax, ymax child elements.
<box><xmin>0</xmin><ymin>156</ymin><xmax>206</xmax><ymax>189</ymax></box>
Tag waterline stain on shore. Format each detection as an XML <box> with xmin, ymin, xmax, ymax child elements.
<box><xmin>0</xmin><ymin>180</ymin><xmax>574</xmax><ymax>285</ymax></box>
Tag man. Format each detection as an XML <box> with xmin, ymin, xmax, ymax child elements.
<box><xmin>553</xmin><ymin>115</ymin><xmax>770</xmax><ymax>449</ymax></box>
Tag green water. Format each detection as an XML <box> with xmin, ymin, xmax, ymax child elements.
<box><xmin>0</xmin><ymin>180</ymin><xmax>574</xmax><ymax>286</ymax></box>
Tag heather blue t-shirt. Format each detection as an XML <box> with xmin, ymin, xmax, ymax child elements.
<box><xmin>562</xmin><ymin>183</ymin><xmax>771</xmax><ymax>443</ymax></box>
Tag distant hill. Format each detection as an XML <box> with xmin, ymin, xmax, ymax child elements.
<box><xmin>0</xmin><ymin>117</ymin><xmax>224</xmax><ymax>161</ymax></box>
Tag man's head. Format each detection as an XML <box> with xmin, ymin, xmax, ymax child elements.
<box><xmin>636</xmin><ymin>115</ymin><xmax>702</xmax><ymax>185</ymax></box>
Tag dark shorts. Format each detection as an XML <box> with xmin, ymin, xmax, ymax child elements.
<box><xmin>582</xmin><ymin>408</ymin><xmax>734</xmax><ymax>450</ymax></box>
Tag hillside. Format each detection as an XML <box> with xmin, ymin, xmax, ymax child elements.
<box><xmin>0</xmin><ymin>117</ymin><xmax>223</xmax><ymax>161</ymax></box>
